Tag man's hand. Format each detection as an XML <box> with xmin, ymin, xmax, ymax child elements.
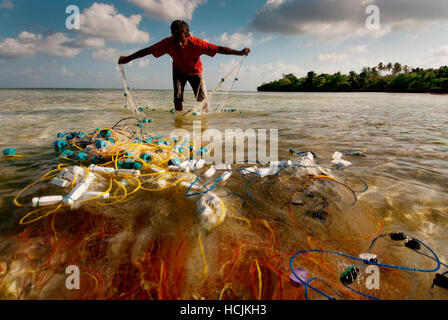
<box><xmin>240</xmin><ymin>48</ymin><xmax>251</xmax><ymax>56</ymax></box>
<box><xmin>217</xmin><ymin>46</ymin><xmax>251</xmax><ymax>56</ymax></box>
<box><xmin>118</xmin><ymin>56</ymin><xmax>128</xmax><ymax>64</ymax></box>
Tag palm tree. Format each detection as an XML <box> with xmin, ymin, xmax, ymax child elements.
<box><xmin>378</xmin><ymin>62</ymin><xmax>385</xmax><ymax>76</ymax></box>
<box><xmin>393</xmin><ymin>63</ymin><xmax>403</xmax><ymax>75</ymax></box>
<box><xmin>305</xmin><ymin>71</ymin><xmax>316</xmax><ymax>90</ymax></box>
<box><xmin>403</xmin><ymin>65</ymin><xmax>410</xmax><ymax>74</ymax></box>
<box><xmin>386</xmin><ymin>63</ymin><xmax>393</xmax><ymax>75</ymax></box>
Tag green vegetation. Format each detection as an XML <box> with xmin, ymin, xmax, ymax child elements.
<box><xmin>257</xmin><ymin>63</ymin><xmax>448</xmax><ymax>93</ymax></box>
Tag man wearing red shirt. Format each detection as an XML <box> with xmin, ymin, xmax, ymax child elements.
<box><xmin>118</xmin><ymin>20</ymin><xmax>250</xmax><ymax>112</ymax></box>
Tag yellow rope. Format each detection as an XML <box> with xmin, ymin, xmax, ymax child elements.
<box><xmin>198</xmin><ymin>232</ymin><xmax>208</xmax><ymax>279</ymax></box>
<box><xmin>19</xmin><ymin>204</ymin><xmax>63</xmax><ymax>225</ymax></box>
<box><xmin>255</xmin><ymin>259</ymin><xmax>262</xmax><ymax>300</ymax></box>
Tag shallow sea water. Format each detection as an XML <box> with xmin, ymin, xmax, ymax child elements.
<box><xmin>0</xmin><ymin>89</ymin><xmax>447</xmax><ymax>300</ymax></box>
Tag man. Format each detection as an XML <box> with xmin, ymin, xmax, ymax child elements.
<box><xmin>118</xmin><ymin>20</ymin><xmax>250</xmax><ymax>112</ymax></box>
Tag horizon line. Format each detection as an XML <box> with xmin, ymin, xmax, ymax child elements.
<box><xmin>0</xmin><ymin>87</ymin><xmax>258</xmax><ymax>93</ymax></box>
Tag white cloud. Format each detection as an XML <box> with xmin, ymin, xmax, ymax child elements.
<box><xmin>265</xmin><ymin>0</ymin><xmax>286</xmax><ymax>8</ymax></box>
<box><xmin>249</xmin><ymin>0</ymin><xmax>448</xmax><ymax>40</ymax></box>
<box><xmin>1</xmin><ymin>2</ymin><xmax>150</xmax><ymax>61</ymax></box>
<box><xmin>128</xmin><ymin>0</ymin><xmax>206</xmax><ymax>21</ymax></box>
<box><xmin>0</xmin><ymin>38</ymin><xmax>36</xmax><ymax>60</ymax></box>
<box><xmin>349</xmin><ymin>45</ymin><xmax>367</xmax><ymax>53</ymax></box>
<box><xmin>291</xmin><ymin>21</ymin><xmax>389</xmax><ymax>41</ymax></box>
<box><xmin>69</xmin><ymin>36</ymin><xmax>105</xmax><ymax>48</ymax></box>
<box><xmin>79</xmin><ymin>3</ymin><xmax>150</xmax><ymax>44</ymax></box>
<box><xmin>61</xmin><ymin>67</ymin><xmax>74</xmax><ymax>77</ymax></box>
<box><xmin>18</xmin><ymin>31</ymin><xmax>41</xmax><ymax>41</ymax></box>
<box><xmin>1</xmin><ymin>5</ymin><xmax>149</xmax><ymax>63</ymax></box>
<box><xmin>257</xmin><ymin>36</ymin><xmax>273</xmax><ymax>45</ymax></box>
<box><xmin>0</xmin><ymin>0</ymin><xmax>13</xmax><ymax>10</ymax></box>
<box><xmin>39</xmin><ymin>33</ymin><xmax>81</xmax><ymax>58</ymax></box>
<box><xmin>92</xmin><ymin>48</ymin><xmax>120</xmax><ymax>63</ymax></box>
<box><xmin>430</xmin><ymin>45</ymin><xmax>448</xmax><ymax>57</ymax></box>
<box><xmin>92</xmin><ymin>47</ymin><xmax>137</xmax><ymax>63</ymax></box>
<box><xmin>0</xmin><ymin>31</ymin><xmax>81</xmax><ymax>60</ymax></box>
<box><xmin>215</xmin><ymin>32</ymin><xmax>272</xmax><ymax>48</ymax></box>
<box><xmin>216</xmin><ymin>32</ymin><xmax>254</xmax><ymax>48</ymax></box>
<box><xmin>317</xmin><ymin>53</ymin><xmax>349</xmax><ymax>63</ymax></box>
<box><xmin>138</xmin><ymin>59</ymin><xmax>150</xmax><ymax>67</ymax></box>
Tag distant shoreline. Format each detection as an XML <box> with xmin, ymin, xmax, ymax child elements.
<box><xmin>257</xmin><ymin>64</ymin><xmax>448</xmax><ymax>94</ymax></box>
<box><xmin>0</xmin><ymin>88</ymin><xmax>445</xmax><ymax>94</ymax></box>
<box><xmin>0</xmin><ymin>88</ymin><xmax>258</xmax><ymax>93</ymax></box>
<box><xmin>257</xmin><ymin>88</ymin><xmax>448</xmax><ymax>94</ymax></box>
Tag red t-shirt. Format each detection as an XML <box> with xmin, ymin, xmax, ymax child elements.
<box><xmin>148</xmin><ymin>35</ymin><xmax>219</xmax><ymax>75</ymax></box>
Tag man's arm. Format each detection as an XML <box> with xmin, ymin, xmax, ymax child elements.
<box><xmin>217</xmin><ymin>46</ymin><xmax>251</xmax><ymax>56</ymax></box>
<box><xmin>118</xmin><ymin>47</ymin><xmax>152</xmax><ymax>64</ymax></box>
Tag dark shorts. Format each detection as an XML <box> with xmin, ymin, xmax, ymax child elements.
<box><xmin>173</xmin><ymin>70</ymin><xmax>207</xmax><ymax>104</ymax></box>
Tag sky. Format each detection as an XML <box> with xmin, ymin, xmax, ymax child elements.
<box><xmin>1</xmin><ymin>0</ymin><xmax>448</xmax><ymax>91</ymax></box>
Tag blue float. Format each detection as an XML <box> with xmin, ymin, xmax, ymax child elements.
<box><xmin>169</xmin><ymin>158</ymin><xmax>181</xmax><ymax>166</ymax></box>
<box><xmin>140</xmin><ymin>153</ymin><xmax>152</xmax><ymax>162</ymax></box>
<box><xmin>75</xmin><ymin>152</ymin><xmax>89</xmax><ymax>161</ymax></box>
<box><xmin>61</xmin><ymin>150</ymin><xmax>74</xmax><ymax>158</ymax></box>
<box><xmin>54</xmin><ymin>140</ymin><xmax>67</xmax><ymax>149</ymax></box>
<box><xmin>3</xmin><ymin>148</ymin><xmax>17</xmax><ymax>156</ymax></box>
<box><xmin>95</xmin><ymin>140</ymin><xmax>108</xmax><ymax>149</ymax></box>
<box><xmin>133</xmin><ymin>162</ymin><xmax>143</xmax><ymax>170</ymax></box>
<box><xmin>100</xmin><ymin>129</ymin><xmax>111</xmax><ymax>138</ymax></box>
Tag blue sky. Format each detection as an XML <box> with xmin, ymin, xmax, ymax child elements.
<box><xmin>1</xmin><ymin>0</ymin><xmax>448</xmax><ymax>91</ymax></box>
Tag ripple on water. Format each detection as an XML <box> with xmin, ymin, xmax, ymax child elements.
<box><xmin>0</xmin><ymin>90</ymin><xmax>447</xmax><ymax>299</ymax></box>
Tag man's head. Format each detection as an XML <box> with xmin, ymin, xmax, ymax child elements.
<box><xmin>171</xmin><ymin>20</ymin><xmax>190</xmax><ymax>48</ymax></box>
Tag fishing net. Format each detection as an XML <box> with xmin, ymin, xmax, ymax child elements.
<box><xmin>118</xmin><ymin>57</ymin><xmax>245</xmax><ymax>117</ymax></box>
<box><xmin>185</xmin><ymin>56</ymin><xmax>246</xmax><ymax>116</ymax></box>
<box><xmin>119</xmin><ymin>64</ymin><xmax>144</xmax><ymax>115</ymax></box>
<box><xmin>3</xmin><ymin>121</ymin><xmax>447</xmax><ymax>300</ymax></box>
<box><xmin>1</xmin><ymin>63</ymin><xmax>447</xmax><ymax>300</ymax></box>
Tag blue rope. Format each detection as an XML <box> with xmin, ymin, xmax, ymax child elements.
<box><xmin>244</xmin><ymin>179</ymin><xmax>262</xmax><ymax>209</ymax></box>
<box><xmin>342</xmin><ymin>151</ymin><xmax>366</xmax><ymax>157</ymax></box>
<box><xmin>185</xmin><ymin>175</ymin><xmax>222</xmax><ymax>197</ymax></box>
<box><xmin>412</xmin><ymin>250</ymin><xmax>448</xmax><ymax>270</ymax></box>
<box><xmin>349</xmin><ymin>178</ymin><xmax>369</xmax><ymax>193</ymax></box>
<box><xmin>305</xmin><ymin>277</ymin><xmax>345</xmax><ymax>300</ymax></box>
<box><xmin>215</xmin><ymin>185</ymin><xmax>231</xmax><ymax>197</ymax></box>
<box><xmin>290</xmin><ymin>238</ymin><xmax>441</xmax><ymax>300</ymax></box>
<box><xmin>289</xmin><ymin>253</ymin><xmax>335</xmax><ymax>300</ymax></box>
<box><xmin>289</xmin><ymin>149</ymin><xmax>320</xmax><ymax>164</ymax></box>
<box><xmin>368</xmin><ymin>233</ymin><xmax>390</xmax><ymax>251</ymax></box>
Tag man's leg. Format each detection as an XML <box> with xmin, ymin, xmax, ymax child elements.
<box><xmin>173</xmin><ymin>70</ymin><xmax>186</xmax><ymax>111</ymax></box>
<box><xmin>189</xmin><ymin>74</ymin><xmax>208</xmax><ymax>112</ymax></box>
<box><xmin>175</xmin><ymin>100</ymin><xmax>183</xmax><ymax>111</ymax></box>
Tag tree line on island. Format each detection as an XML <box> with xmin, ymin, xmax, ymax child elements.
<box><xmin>257</xmin><ymin>63</ymin><xmax>448</xmax><ymax>93</ymax></box>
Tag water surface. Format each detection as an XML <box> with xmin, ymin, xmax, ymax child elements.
<box><xmin>0</xmin><ymin>89</ymin><xmax>447</xmax><ymax>300</ymax></box>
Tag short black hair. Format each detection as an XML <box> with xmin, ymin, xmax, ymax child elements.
<box><xmin>171</xmin><ymin>20</ymin><xmax>190</xmax><ymax>36</ymax></box>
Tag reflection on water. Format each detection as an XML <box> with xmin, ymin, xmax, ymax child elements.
<box><xmin>0</xmin><ymin>89</ymin><xmax>447</xmax><ymax>300</ymax></box>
